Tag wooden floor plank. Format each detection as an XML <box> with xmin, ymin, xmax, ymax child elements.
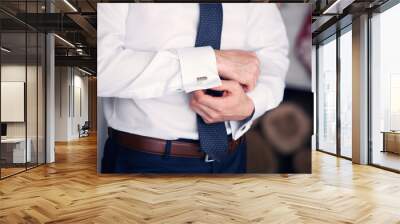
<box><xmin>1</xmin><ymin>134</ymin><xmax>400</xmax><ymax>223</ymax></box>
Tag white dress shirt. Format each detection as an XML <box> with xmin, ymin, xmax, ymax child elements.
<box><xmin>97</xmin><ymin>3</ymin><xmax>289</xmax><ymax>141</ymax></box>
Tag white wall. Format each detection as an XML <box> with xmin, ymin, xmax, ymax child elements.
<box><xmin>71</xmin><ymin>73</ymin><xmax>89</xmax><ymax>138</ymax></box>
<box><xmin>55</xmin><ymin>67</ymin><xmax>69</xmax><ymax>141</ymax></box>
<box><xmin>54</xmin><ymin>67</ymin><xmax>89</xmax><ymax>141</ymax></box>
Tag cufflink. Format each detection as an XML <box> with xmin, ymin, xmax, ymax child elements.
<box><xmin>196</xmin><ymin>76</ymin><xmax>208</xmax><ymax>83</ymax></box>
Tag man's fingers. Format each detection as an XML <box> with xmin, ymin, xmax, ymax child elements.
<box><xmin>243</xmin><ymin>82</ymin><xmax>255</xmax><ymax>92</ymax></box>
<box><xmin>192</xmin><ymin>89</ymin><xmax>206</xmax><ymax>99</ymax></box>
<box><xmin>190</xmin><ymin>98</ymin><xmax>221</xmax><ymax>124</ymax></box>
<box><xmin>192</xmin><ymin>90</ymin><xmax>217</xmax><ymax>105</ymax></box>
<box><xmin>198</xmin><ymin>80</ymin><xmax>242</xmax><ymax>111</ymax></box>
<box><xmin>210</xmin><ymin>80</ymin><xmax>240</xmax><ymax>92</ymax></box>
<box><xmin>210</xmin><ymin>82</ymin><xmax>227</xmax><ymax>92</ymax></box>
<box><xmin>196</xmin><ymin>94</ymin><xmax>224</xmax><ymax>111</ymax></box>
<box><xmin>192</xmin><ymin>106</ymin><xmax>209</xmax><ymax>122</ymax></box>
<box><xmin>196</xmin><ymin>103</ymin><xmax>222</xmax><ymax>123</ymax></box>
<box><xmin>192</xmin><ymin>90</ymin><xmax>221</xmax><ymax>110</ymax></box>
<box><xmin>190</xmin><ymin>97</ymin><xmax>209</xmax><ymax>119</ymax></box>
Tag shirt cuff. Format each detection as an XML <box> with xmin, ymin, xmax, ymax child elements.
<box><xmin>177</xmin><ymin>46</ymin><xmax>221</xmax><ymax>92</ymax></box>
<box><xmin>229</xmin><ymin>109</ymin><xmax>255</xmax><ymax>140</ymax></box>
<box><xmin>229</xmin><ymin>88</ymin><xmax>275</xmax><ymax>140</ymax></box>
<box><xmin>246</xmin><ymin>87</ymin><xmax>275</xmax><ymax>121</ymax></box>
<box><xmin>230</xmin><ymin>88</ymin><xmax>275</xmax><ymax>140</ymax></box>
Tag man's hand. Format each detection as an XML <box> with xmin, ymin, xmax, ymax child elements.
<box><xmin>215</xmin><ymin>50</ymin><xmax>260</xmax><ymax>92</ymax></box>
<box><xmin>190</xmin><ymin>80</ymin><xmax>254</xmax><ymax>124</ymax></box>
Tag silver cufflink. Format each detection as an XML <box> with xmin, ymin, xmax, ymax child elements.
<box><xmin>197</xmin><ymin>76</ymin><xmax>208</xmax><ymax>82</ymax></box>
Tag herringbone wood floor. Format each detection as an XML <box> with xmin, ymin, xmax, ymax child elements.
<box><xmin>1</xmin><ymin>134</ymin><xmax>400</xmax><ymax>224</ymax></box>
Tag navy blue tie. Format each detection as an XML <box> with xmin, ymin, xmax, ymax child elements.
<box><xmin>195</xmin><ymin>3</ymin><xmax>228</xmax><ymax>162</ymax></box>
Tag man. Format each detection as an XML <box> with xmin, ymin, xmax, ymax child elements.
<box><xmin>98</xmin><ymin>3</ymin><xmax>289</xmax><ymax>173</ymax></box>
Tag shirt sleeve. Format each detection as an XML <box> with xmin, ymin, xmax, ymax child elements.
<box><xmin>97</xmin><ymin>4</ymin><xmax>221</xmax><ymax>99</ymax></box>
<box><xmin>229</xmin><ymin>4</ymin><xmax>289</xmax><ymax>140</ymax></box>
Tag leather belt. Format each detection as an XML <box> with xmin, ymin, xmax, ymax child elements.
<box><xmin>108</xmin><ymin>128</ymin><xmax>243</xmax><ymax>159</ymax></box>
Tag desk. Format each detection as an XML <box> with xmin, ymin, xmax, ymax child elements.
<box><xmin>382</xmin><ymin>131</ymin><xmax>400</xmax><ymax>154</ymax></box>
<box><xmin>1</xmin><ymin>138</ymin><xmax>31</xmax><ymax>163</ymax></box>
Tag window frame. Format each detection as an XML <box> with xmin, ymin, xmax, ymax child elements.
<box><xmin>315</xmin><ymin>23</ymin><xmax>353</xmax><ymax>160</ymax></box>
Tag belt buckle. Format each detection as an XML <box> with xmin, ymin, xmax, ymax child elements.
<box><xmin>204</xmin><ymin>154</ymin><xmax>214</xmax><ymax>163</ymax></box>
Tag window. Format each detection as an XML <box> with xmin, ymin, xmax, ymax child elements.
<box><xmin>339</xmin><ymin>28</ymin><xmax>352</xmax><ymax>158</ymax></box>
<box><xmin>370</xmin><ymin>2</ymin><xmax>400</xmax><ymax>171</ymax></box>
<box><xmin>317</xmin><ymin>36</ymin><xmax>337</xmax><ymax>154</ymax></box>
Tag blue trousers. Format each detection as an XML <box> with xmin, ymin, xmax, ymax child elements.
<box><xmin>101</xmin><ymin>137</ymin><xmax>247</xmax><ymax>173</ymax></box>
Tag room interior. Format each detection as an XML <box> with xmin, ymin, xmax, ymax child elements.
<box><xmin>0</xmin><ymin>0</ymin><xmax>399</xmax><ymax>222</ymax></box>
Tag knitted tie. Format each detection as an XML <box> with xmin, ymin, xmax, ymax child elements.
<box><xmin>195</xmin><ymin>3</ymin><xmax>228</xmax><ymax>162</ymax></box>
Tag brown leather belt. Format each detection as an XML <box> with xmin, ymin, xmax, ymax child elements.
<box><xmin>108</xmin><ymin>128</ymin><xmax>243</xmax><ymax>159</ymax></box>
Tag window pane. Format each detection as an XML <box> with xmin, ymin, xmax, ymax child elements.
<box><xmin>27</xmin><ymin>31</ymin><xmax>38</xmax><ymax>169</ymax></box>
<box><xmin>38</xmin><ymin>32</ymin><xmax>46</xmax><ymax>165</ymax></box>
<box><xmin>340</xmin><ymin>29</ymin><xmax>352</xmax><ymax>158</ymax></box>
<box><xmin>318</xmin><ymin>37</ymin><xmax>337</xmax><ymax>154</ymax></box>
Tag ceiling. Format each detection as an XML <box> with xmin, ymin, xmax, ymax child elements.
<box><xmin>0</xmin><ymin>0</ymin><xmax>392</xmax><ymax>74</ymax></box>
